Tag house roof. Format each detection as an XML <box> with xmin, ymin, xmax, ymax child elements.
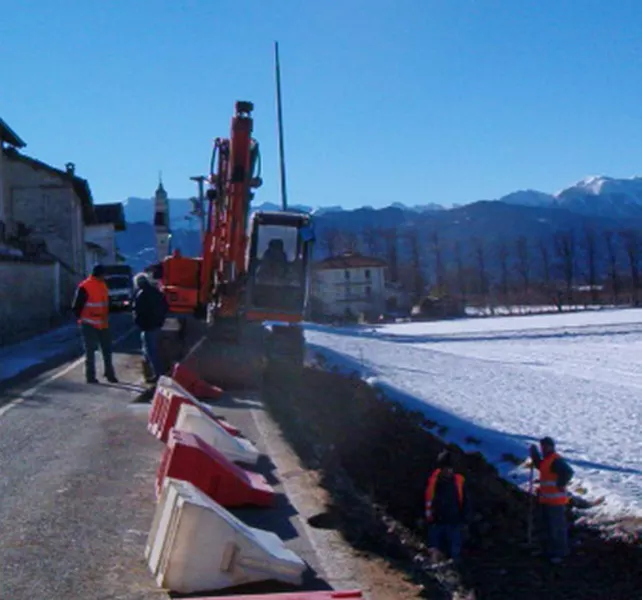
<box><xmin>3</xmin><ymin>147</ymin><xmax>95</xmax><ymax>223</ymax></box>
<box><xmin>315</xmin><ymin>252</ymin><xmax>387</xmax><ymax>270</ymax></box>
<box><xmin>0</xmin><ymin>117</ymin><xmax>26</xmax><ymax>148</ymax></box>
<box><xmin>94</xmin><ymin>203</ymin><xmax>126</xmax><ymax>231</ymax></box>
<box><xmin>85</xmin><ymin>241</ymin><xmax>107</xmax><ymax>253</ymax></box>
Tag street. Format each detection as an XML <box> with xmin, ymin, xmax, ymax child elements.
<box><xmin>0</xmin><ymin>315</ymin><xmax>165</xmax><ymax>600</ymax></box>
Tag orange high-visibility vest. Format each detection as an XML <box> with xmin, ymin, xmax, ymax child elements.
<box><xmin>538</xmin><ymin>452</ymin><xmax>569</xmax><ymax>506</ymax></box>
<box><xmin>78</xmin><ymin>276</ymin><xmax>109</xmax><ymax>329</ymax></box>
<box><xmin>424</xmin><ymin>468</ymin><xmax>465</xmax><ymax>520</ymax></box>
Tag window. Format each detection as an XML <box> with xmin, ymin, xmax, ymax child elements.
<box><xmin>365</xmin><ymin>269</ymin><xmax>371</xmax><ymax>280</ymax></box>
<box><xmin>255</xmin><ymin>224</ymin><xmax>299</xmax><ymax>262</ymax></box>
<box><xmin>366</xmin><ymin>286</ymin><xmax>372</xmax><ymax>298</ymax></box>
<box><xmin>344</xmin><ymin>270</ymin><xmax>351</xmax><ymax>280</ymax></box>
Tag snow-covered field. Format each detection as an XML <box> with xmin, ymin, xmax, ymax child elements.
<box><xmin>304</xmin><ymin>308</ymin><xmax>642</xmax><ymax>521</ymax></box>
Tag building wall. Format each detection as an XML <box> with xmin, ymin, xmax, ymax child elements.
<box><xmin>85</xmin><ymin>223</ymin><xmax>116</xmax><ymax>267</ymax></box>
<box><xmin>0</xmin><ymin>258</ymin><xmax>60</xmax><ymax>345</ymax></box>
<box><xmin>4</xmin><ymin>158</ymin><xmax>86</xmax><ymax>303</ymax></box>
<box><xmin>313</xmin><ymin>265</ymin><xmax>386</xmax><ymax>317</ymax></box>
<box><xmin>0</xmin><ymin>149</ymin><xmax>6</xmax><ymax>228</ymax></box>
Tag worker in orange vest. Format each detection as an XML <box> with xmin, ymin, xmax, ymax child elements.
<box><xmin>529</xmin><ymin>436</ymin><xmax>574</xmax><ymax>564</ymax></box>
<box><xmin>424</xmin><ymin>450</ymin><xmax>472</xmax><ymax>563</ymax></box>
<box><xmin>72</xmin><ymin>264</ymin><xmax>118</xmax><ymax>384</ymax></box>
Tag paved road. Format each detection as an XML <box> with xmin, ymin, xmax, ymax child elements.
<box><xmin>0</xmin><ymin>322</ymin><xmax>165</xmax><ymax>600</ymax></box>
<box><xmin>0</xmin><ymin>317</ymin><xmax>361</xmax><ymax>599</ymax></box>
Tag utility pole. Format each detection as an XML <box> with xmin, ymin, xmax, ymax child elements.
<box><xmin>190</xmin><ymin>175</ymin><xmax>207</xmax><ymax>243</ymax></box>
<box><xmin>274</xmin><ymin>41</ymin><xmax>288</xmax><ymax>211</ymax></box>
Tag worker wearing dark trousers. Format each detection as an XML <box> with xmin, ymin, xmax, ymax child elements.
<box><xmin>530</xmin><ymin>436</ymin><xmax>574</xmax><ymax>564</ymax></box>
<box><xmin>132</xmin><ymin>272</ymin><xmax>169</xmax><ymax>383</ymax></box>
<box><xmin>72</xmin><ymin>264</ymin><xmax>118</xmax><ymax>384</ymax></box>
<box><xmin>425</xmin><ymin>450</ymin><xmax>472</xmax><ymax>563</ymax></box>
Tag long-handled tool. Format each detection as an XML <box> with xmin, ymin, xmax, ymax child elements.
<box><xmin>527</xmin><ymin>461</ymin><xmax>535</xmax><ymax>545</ymax></box>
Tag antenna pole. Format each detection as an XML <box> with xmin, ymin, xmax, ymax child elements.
<box><xmin>274</xmin><ymin>41</ymin><xmax>288</xmax><ymax>211</ymax></box>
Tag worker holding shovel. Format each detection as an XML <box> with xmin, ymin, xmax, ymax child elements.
<box><xmin>529</xmin><ymin>436</ymin><xmax>574</xmax><ymax>564</ymax></box>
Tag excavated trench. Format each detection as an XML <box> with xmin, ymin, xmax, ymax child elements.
<box><xmin>153</xmin><ymin>320</ymin><xmax>642</xmax><ymax>599</ymax></box>
<box><xmin>260</xmin><ymin>363</ymin><xmax>642</xmax><ymax>600</ymax></box>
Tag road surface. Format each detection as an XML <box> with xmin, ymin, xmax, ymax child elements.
<box><xmin>0</xmin><ymin>316</ymin><xmax>164</xmax><ymax>600</ymax></box>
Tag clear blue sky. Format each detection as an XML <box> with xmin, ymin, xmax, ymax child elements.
<box><xmin>2</xmin><ymin>0</ymin><xmax>642</xmax><ymax>210</ymax></box>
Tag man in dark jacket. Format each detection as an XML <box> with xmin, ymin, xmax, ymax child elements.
<box><xmin>132</xmin><ymin>273</ymin><xmax>169</xmax><ymax>383</ymax></box>
<box><xmin>425</xmin><ymin>450</ymin><xmax>473</xmax><ymax>563</ymax></box>
<box><xmin>530</xmin><ymin>436</ymin><xmax>574</xmax><ymax>563</ymax></box>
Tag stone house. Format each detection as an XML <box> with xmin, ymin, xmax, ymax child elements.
<box><xmin>0</xmin><ymin>116</ymin><xmax>104</xmax><ymax>344</ymax></box>
<box><xmin>312</xmin><ymin>252</ymin><xmax>387</xmax><ymax>320</ymax></box>
<box><xmin>2</xmin><ymin>146</ymin><xmax>94</xmax><ymax>303</ymax></box>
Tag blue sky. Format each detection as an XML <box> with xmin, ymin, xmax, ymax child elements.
<box><xmin>2</xmin><ymin>0</ymin><xmax>642</xmax><ymax>210</ymax></box>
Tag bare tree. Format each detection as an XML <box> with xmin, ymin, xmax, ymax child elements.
<box><xmin>538</xmin><ymin>238</ymin><xmax>555</xmax><ymax>308</ymax></box>
<box><xmin>496</xmin><ymin>238</ymin><xmax>510</xmax><ymax>304</ymax></box>
<box><xmin>515</xmin><ymin>236</ymin><xmax>531</xmax><ymax>297</ymax></box>
<box><xmin>582</xmin><ymin>226</ymin><xmax>600</xmax><ymax>305</ymax></box>
<box><xmin>473</xmin><ymin>237</ymin><xmax>490</xmax><ymax>306</ymax></box>
<box><xmin>405</xmin><ymin>230</ymin><xmax>424</xmax><ymax>302</ymax></box>
<box><xmin>430</xmin><ymin>230</ymin><xmax>445</xmax><ymax>291</ymax></box>
<box><xmin>362</xmin><ymin>227</ymin><xmax>381</xmax><ymax>257</ymax></box>
<box><xmin>343</xmin><ymin>230</ymin><xmax>359</xmax><ymax>253</ymax></box>
<box><xmin>603</xmin><ymin>230</ymin><xmax>620</xmax><ymax>304</ymax></box>
<box><xmin>554</xmin><ymin>230</ymin><xmax>576</xmax><ymax>306</ymax></box>
<box><xmin>621</xmin><ymin>229</ymin><xmax>641</xmax><ymax>306</ymax></box>
<box><xmin>454</xmin><ymin>240</ymin><xmax>467</xmax><ymax>303</ymax></box>
<box><xmin>382</xmin><ymin>228</ymin><xmax>399</xmax><ymax>283</ymax></box>
<box><xmin>319</xmin><ymin>228</ymin><xmax>341</xmax><ymax>257</ymax></box>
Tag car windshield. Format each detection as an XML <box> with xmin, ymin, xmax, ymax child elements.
<box><xmin>105</xmin><ymin>276</ymin><xmax>131</xmax><ymax>290</ymax></box>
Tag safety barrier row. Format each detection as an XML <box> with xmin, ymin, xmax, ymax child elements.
<box><xmin>144</xmin><ymin>363</ymin><xmax>364</xmax><ymax>598</ymax></box>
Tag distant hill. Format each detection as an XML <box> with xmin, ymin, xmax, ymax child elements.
<box><xmin>113</xmin><ymin>174</ymin><xmax>642</xmax><ymax>283</ymax></box>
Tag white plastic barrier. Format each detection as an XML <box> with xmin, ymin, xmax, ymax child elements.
<box><xmin>146</xmin><ymin>477</ymin><xmax>307</xmax><ymax>594</ymax></box>
<box><xmin>175</xmin><ymin>402</ymin><xmax>261</xmax><ymax>466</ymax></box>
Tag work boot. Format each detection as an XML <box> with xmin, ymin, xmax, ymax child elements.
<box><xmin>86</xmin><ymin>377</ymin><xmax>99</xmax><ymax>384</ymax></box>
<box><xmin>105</xmin><ymin>375</ymin><xmax>119</xmax><ymax>384</ymax></box>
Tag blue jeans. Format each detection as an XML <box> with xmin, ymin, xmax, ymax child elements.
<box><xmin>141</xmin><ymin>329</ymin><xmax>164</xmax><ymax>379</ymax></box>
<box><xmin>428</xmin><ymin>524</ymin><xmax>463</xmax><ymax>560</ymax></box>
<box><xmin>539</xmin><ymin>504</ymin><xmax>569</xmax><ymax>559</ymax></box>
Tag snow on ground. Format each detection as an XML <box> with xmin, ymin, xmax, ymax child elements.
<box><xmin>304</xmin><ymin>308</ymin><xmax>642</xmax><ymax>522</ymax></box>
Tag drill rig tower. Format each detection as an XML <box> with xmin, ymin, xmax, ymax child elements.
<box><xmin>154</xmin><ymin>174</ymin><xmax>171</xmax><ymax>261</ymax></box>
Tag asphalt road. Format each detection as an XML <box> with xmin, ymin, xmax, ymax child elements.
<box><xmin>0</xmin><ymin>320</ymin><xmax>165</xmax><ymax>600</ymax></box>
<box><xmin>0</xmin><ymin>315</ymin><xmax>362</xmax><ymax>600</ymax></box>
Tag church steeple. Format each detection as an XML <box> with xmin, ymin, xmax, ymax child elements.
<box><xmin>153</xmin><ymin>173</ymin><xmax>171</xmax><ymax>261</ymax></box>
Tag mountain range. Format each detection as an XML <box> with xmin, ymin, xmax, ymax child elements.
<box><xmin>114</xmin><ymin>175</ymin><xmax>642</xmax><ymax>278</ymax></box>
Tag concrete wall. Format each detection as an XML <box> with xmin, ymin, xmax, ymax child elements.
<box><xmin>4</xmin><ymin>158</ymin><xmax>85</xmax><ymax>304</ymax></box>
<box><xmin>0</xmin><ymin>258</ymin><xmax>60</xmax><ymax>345</ymax></box>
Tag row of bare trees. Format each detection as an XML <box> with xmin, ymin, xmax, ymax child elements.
<box><xmin>317</xmin><ymin>224</ymin><xmax>642</xmax><ymax>309</ymax></box>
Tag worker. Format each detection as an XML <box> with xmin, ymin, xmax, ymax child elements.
<box><xmin>72</xmin><ymin>264</ymin><xmax>118</xmax><ymax>384</ymax></box>
<box><xmin>258</xmin><ymin>238</ymin><xmax>288</xmax><ymax>280</ymax></box>
<box><xmin>132</xmin><ymin>272</ymin><xmax>169</xmax><ymax>383</ymax></box>
<box><xmin>529</xmin><ymin>436</ymin><xmax>574</xmax><ymax>564</ymax></box>
<box><xmin>424</xmin><ymin>450</ymin><xmax>472</xmax><ymax>563</ymax></box>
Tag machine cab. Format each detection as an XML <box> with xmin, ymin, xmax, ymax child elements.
<box><xmin>245</xmin><ymin>210</ymin><xmax>314</xmax><ymax>322</ymax></box>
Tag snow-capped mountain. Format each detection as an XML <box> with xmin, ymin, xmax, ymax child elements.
<box><xmin>500</xmin><ymin>175</ymin><xmax>642</xmax><ymax>218</ymax></box>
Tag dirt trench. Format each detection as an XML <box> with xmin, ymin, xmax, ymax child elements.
<box><xmin>260</xmin><ymin>362</ymin><xmax>642</xmax><ymax>600</ymax></box>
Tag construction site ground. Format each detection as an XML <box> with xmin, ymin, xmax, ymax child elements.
<box><xmin>0</xmin><ymin>318</ymin><xmax>417</xmax><ymax>600</ymax></box>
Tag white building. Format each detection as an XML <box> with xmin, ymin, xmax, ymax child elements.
<box><xmin>84</xmin><ymin>203</ymin><xmax>125</xmax><ymax>272</ymax></box>
<box><xmin>312</xmin><ymin>252</ymin><xmax>387</xmax><ymax>320</ymax></box>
